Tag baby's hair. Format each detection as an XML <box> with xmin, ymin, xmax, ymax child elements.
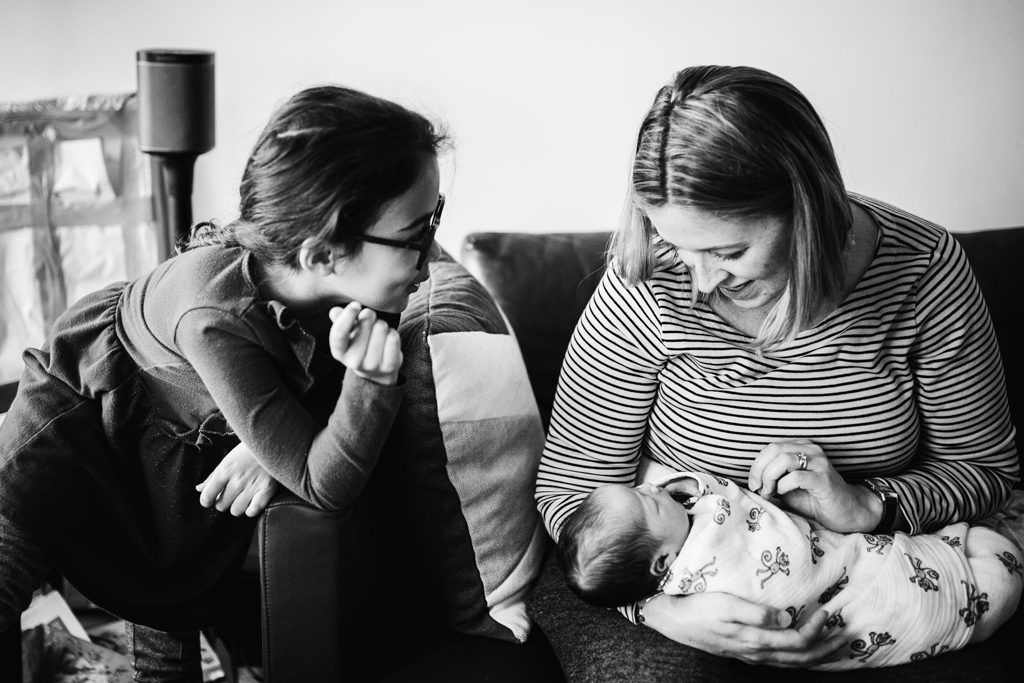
<box><xmin>556</xmin><ymin>489</ymin><xmax>662</xmax><ymax>608</ymax></box>
<box><xmin>184</xmin><ymin>85</ymin><xmax>449</xmax><ymax>266</ymax></box>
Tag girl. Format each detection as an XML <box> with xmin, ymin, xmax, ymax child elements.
<box><xmin>0</xmin><ymin>85</ymin><xmax>447</xmax><ymax>681</ymax></box>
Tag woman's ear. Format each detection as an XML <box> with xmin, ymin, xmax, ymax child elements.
<box><xmin>650</xmin><ymin>552</ymin><xmax>675</xmax><ymax>577</ymax></box>
<box><xmin>297</xmin><ymin>237</ymin><xmax>335</xmax><ymax>275</ymax></box>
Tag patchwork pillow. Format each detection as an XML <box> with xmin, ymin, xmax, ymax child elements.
<box><xmin>371</xmin><ymin>252</ymin><xmax>547</xmax><ymax>644</ymax></box>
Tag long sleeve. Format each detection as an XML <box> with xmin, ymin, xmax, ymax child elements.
<box><xmin>537</xmin><ymin>202</ymin><xmax>1019</xmax><ymax>540</ymax></box>
<box><xmin>536</xmin><ymin>265</ymin><xmax>668</xmax><ymax>540</ymax></box>
<box><xmin>176</xmin><ymin>306</ymin><xmax>403</xmax><ymax>511</ymax></box>
<box><xmin>886</xmin><ymin>230</ymin><xmax>1018</xmax><ymax>532</ymax></box>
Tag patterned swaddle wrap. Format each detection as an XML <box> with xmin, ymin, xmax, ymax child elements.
<box><xmin>657</xmin><ymin>472</ymin><xmax>1023</xmax><ymax>669</ymax></box>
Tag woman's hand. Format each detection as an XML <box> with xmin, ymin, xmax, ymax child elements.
<box><xmin>328</xmin><ymin>302</ymin><xmax>402</xmax><ymax>386</ymax></box>
<box><xmin>196</xmin><ymin>442</ymin><xmax>279</xmax><ymax>517</ymax></box>
<box><xmin>642</xmin><ymin>592</ymin><xmax>845</xmax><ymax>667</ymax></box>
<box><xmin>748</xmin><ymin>439</ymin><xmax>880</xmax><ymax>533</ymax></box>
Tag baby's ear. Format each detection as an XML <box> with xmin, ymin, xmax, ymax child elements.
<box><xmin>650</xmin><ymin>552</ymin><xmax>674</xmax><ymax>577</ymax></box>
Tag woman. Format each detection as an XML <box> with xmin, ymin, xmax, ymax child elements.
<box><xmin>0</xmin><ymin>85</ymin><xmax>447</xmax><ymax>681</ymax></box>
<box><xmin>533</xmin><ymin>65</ymin><xmax>1018</xmax><ymax>680</ymax></box>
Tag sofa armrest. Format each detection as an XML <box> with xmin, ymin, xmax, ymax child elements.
<box><xmin>258</xmin><ymin>491</ymin><xmax>359</xmax><ymax>683</ymax></box>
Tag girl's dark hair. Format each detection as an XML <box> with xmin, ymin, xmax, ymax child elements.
<box><xmin>610</xmin><ymin>65</ymin><xmax>852</xmax><ymax>349</ymax></box>
<box><xmin>557</xmin><ymin>491</ymin><xmax>661</xmax><ymax>608</ymax></box>
<box><xmin>185</xmin><ymin>85</ymin><xmax>448</xmax><ymax>267</ymax></box>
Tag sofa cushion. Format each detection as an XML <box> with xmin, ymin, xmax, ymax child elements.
<box><xmin>369</xmin><ymin>252</ymin><xmax>547</xmax><ymax>644</ymax></box>
<box><xmin>460</xmin><ymin>232</ymin><xmax>610</xmax><ymax>427</ymax></box>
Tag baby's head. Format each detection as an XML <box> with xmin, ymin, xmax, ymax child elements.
<box><xmin>556</xmin><ymin>482</ymin><xmax>691</xmax><ymax>607</ymax></box>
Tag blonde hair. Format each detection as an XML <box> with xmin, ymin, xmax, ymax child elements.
<box><xmin>609</xmin><ymin>66</ymin><xmax>852</xmax><ymax>350</ymax></box>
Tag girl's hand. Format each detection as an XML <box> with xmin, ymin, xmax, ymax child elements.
<box><xmin>328</xmin><ymin>302</ymin><xmax>402</xmax><ymax>386</ymax></box>
<box><xmin>196</xmin><ymin>441</ymin><xmax>279</xmax><ymax>517</ymax></box>
<box><xmin>642</xmin><ymin>592</ymin><xmax>845</xmax><ymax>667</ymax></box>
<box><xmin>748</xmin><ymin>439</ymin><xmax>879</xmax><ymax>533</ymax></box>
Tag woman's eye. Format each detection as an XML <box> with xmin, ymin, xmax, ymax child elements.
<box><xmin>711</xmin><ymin>250</ymin><xmax>745</xmax><ymax>261</ymax></box>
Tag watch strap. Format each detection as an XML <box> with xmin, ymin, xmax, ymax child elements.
<box><xmin>865</xmin><ymin>477</ymin><xmax>899</xmax><ymax>535</ymax></box>
<box><xmin>636</xmin><ymin>591</ymin><xmax>663</xmax><ymax>625</ymax></box>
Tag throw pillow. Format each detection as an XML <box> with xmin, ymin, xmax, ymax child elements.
<box><xmin>372</xmin><ymin>252</ymin><xmax>547</xmax><ymax>644</ymax></box>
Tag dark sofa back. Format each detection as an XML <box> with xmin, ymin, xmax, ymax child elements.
<box><xmin>462</xmin><ymin>232</ymin><xmax>610</xmax><ymax>427</ymax></box>
<box><xmin>461</xmin><ymin>227</ymin><xmax>1024</xmax><ymax>465</ymax></box>
<box><xmin>953</xmin><ymin>227</ymin><xmax>1024</xmax><ymax>451</ymax></box>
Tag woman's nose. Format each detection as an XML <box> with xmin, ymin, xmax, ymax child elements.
<box><xmin>687</xmin><ymin>254</ymin><xmax>728</xmax><ymax>294</ymax></box>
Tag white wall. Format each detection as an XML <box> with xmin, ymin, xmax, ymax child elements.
<box><xmin>4</xmin><ymin>0</ymin><xmax>1023</xmax><ymax>256</ymax></box>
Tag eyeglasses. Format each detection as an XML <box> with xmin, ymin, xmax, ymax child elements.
<box><xmin>344</xmin><ymin>193</ymin><xmax>445</xmax><ymax>269</ymax></box>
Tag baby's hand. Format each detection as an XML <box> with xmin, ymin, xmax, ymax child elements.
<box><xmin>328</xmin><ymin>302</ymin><xmax>402</xmax><ymax>386</ymax></box>
<box><xmin>196</xmin><ymin>442</ymin><xmax>279</xmax><ymax>517</ymax></box>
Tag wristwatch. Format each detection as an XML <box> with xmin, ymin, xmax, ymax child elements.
<box><xmin>864</xmin><ymin>477</ymin><xmax>899</xmax><ymax>535</ymax></box>
<box><xmin>636</xmin><ymin>592</ymin><xmax>663</xmax><ymax>625</ymax></box>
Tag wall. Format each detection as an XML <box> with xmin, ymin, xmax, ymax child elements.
<box><xmin>3</xmin><ymin>0</ymin><xmax>1023</xmax><ymax>256</ymax></box>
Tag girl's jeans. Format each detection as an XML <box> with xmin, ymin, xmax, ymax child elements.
<box><xmin>0</xmin><ymin>512</ymin><xmax>202</xmax><ymax>682</ymax></box>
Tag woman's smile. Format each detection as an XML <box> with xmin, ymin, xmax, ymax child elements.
<box><xmin>717</xmin><ymin>280</ymin><xmax>754</xmax><ymax>300</ymax></box>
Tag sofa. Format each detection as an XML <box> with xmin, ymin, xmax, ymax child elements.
<box><xmin>3</xmin><ymin>225</ymin><xmax>1020</xmax><ymax>682</ymax></box>
<box><xmin>254</xmin><ymin>224</ymin><xmax>1024</xmax><ymax>682</ymax></box>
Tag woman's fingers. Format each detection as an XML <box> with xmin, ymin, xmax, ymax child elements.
<box><xmin>715</xmin><ymin>594</ymin><xmax>789</xmax><ymax>629</ymax></box>
<box><xmin>727</xmin><ymin>609</ymin><xmax>841</xmax><ymax>666</ymax></box>
<box><xmin>776</xmin><ymin>470</ymin><xmax>814</xmax><ymax>497</ymax></box>
<box><xmin>763</xmin><ymin>611</ymin><xmax>848</xmax><ymax>667</ymax></box>
<box><xmin>749</xmin><ymin>440</ymin><xmax>820</xmax><ymax>497</ymax></box>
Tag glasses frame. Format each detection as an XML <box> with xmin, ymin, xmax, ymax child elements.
<box><xmin>343</xmin><ymin>193</ymin><xmax>445</xmax><ymax>269</ymax></box>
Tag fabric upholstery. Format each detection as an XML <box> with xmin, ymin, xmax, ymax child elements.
<box><xmin>954</xmin><ymin>227</ymin><xmax>1024</xmax><ymax>447</ymax></box>
<box><xmin>461</xmin><ymin>232</ymin><xmax>609</xmax><ymax>427</ymax></box>
<box><xmin>464</xmin><ymin>226</ymin><xmax>1024</xmax><ymax>682</ymax></box>
<box><xmin>370</xmin><ymin>252</ymin><xmax>547</xmax><ymax>643</ymax></box>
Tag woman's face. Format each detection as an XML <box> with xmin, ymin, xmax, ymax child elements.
<box><xmin>330</xmin><ymin>158</ymin><xmax>442</xmax><ymax>313</ymax></box>
<box><xmin>645</xmin><ymin>204</ymin><xmax>790</xmax><ymax>311</ymax></box>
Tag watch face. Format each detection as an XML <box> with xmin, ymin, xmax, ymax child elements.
<box><xmin>868</xmin><ymin>478</ymin><xmax>896</xmax><ymax>496</ymax></box>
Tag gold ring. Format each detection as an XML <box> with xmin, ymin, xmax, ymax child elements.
<box><xmin>795</xmin><ymin>452</ymin><xmax>808</xmax><ymax>471</ymax></box>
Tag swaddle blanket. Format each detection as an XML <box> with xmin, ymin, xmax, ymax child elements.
<box><xmin>657</xmin><ymin>472</ymin><xmax>1023</xmax><ymax>669</ymax></box>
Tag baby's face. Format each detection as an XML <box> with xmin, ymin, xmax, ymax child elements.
<box><xmin>594</xmin><ymin>482</ymin><xmax>691</xmax><ymax>552</ymax></box>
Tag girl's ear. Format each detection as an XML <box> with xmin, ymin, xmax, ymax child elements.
<box><xmin>650</xmin><ymin>552</ymin><xmax>674</xmax><ymax>577</ymax></box>
<box><xmin>297</xmin><ymin>237</ymin><xmax>334</xmax><ymax>274</ymax></box>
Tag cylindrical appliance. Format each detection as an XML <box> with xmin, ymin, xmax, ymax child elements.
<box><xmin>136</xmin><ymin>49</ymin><xmax>215</xmax><ymax>257</ymax></box>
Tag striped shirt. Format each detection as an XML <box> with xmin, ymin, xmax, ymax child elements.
<box><xmin>537</xmin><ymin>196</ymin><xmax>1019</xmax><ymax>539</ymax></box>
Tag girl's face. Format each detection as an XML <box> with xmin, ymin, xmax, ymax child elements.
<box><xmin>645</xmin><ymin>204</ymin><xmax>790</xmax><ymax>311</ymax></box>
<box><xmin>329</xmin><ymin>158</ymin><xmax>442</xmax><ymax>313</ymax></box>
